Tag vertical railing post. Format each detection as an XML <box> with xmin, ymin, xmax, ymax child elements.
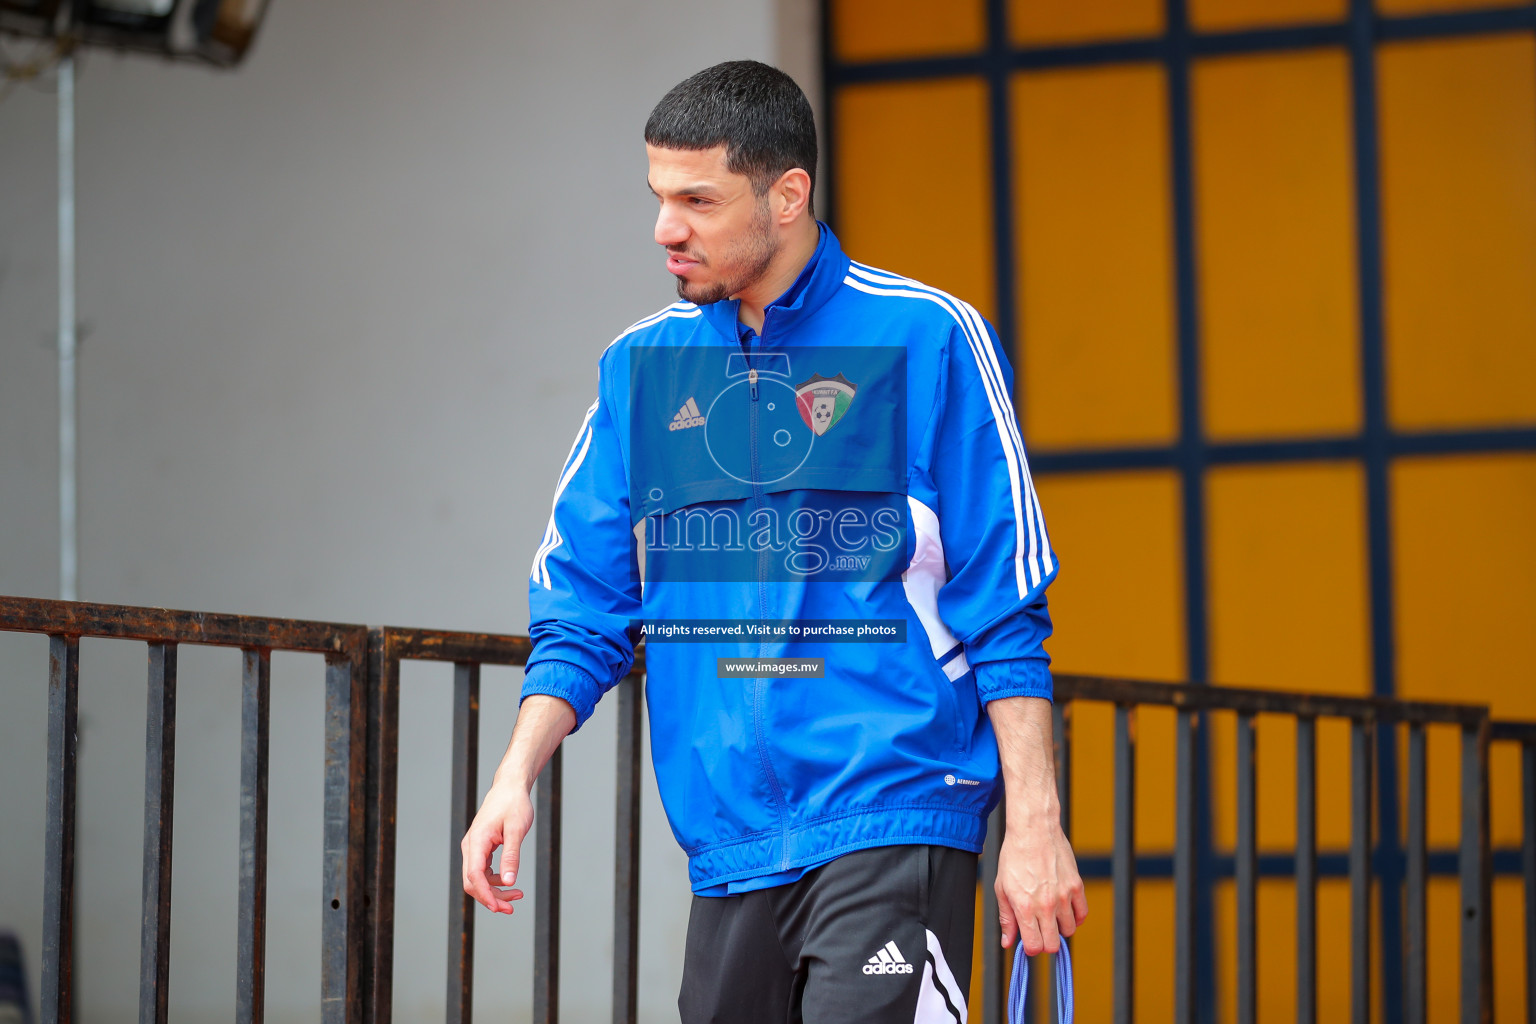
<box><xmin>236</xmin><ymin>648</ymin><xmax>272</xmax><ymax>1024</ymax></box>
<box><xmin>1405</xmin><ymin>724</ymin><xmax>1427</xmax><ymax>1024</ymax></box>
<box><xmin>1296</xmin><ymin>716</ymin><xmax>1317</xmax><ymax>1024</ymax></box>
<box><xmin>1174</xmin><ymin>708</ymin><xmax>1196</xmax><ymax>1024</ymax></box>
<box><xmin>612</xmin><ymin>675</ymin><xmax>643</xmax><ymax>1024</ymax></box>
<box><xmin>534</xmin><ymin>745</ymin><xmax>563</xmax><ymax>1024</ymax></box>
<box><xmin>1113</xmin><ymin>704</ymin><xmax>1136</xmax><ymax>1024</ymax></box>
<box><xmin>322</xmin><ymin>652</ymin><xmax>366</xmax><ymax>1024</ymax></box>
<box><xmin>364</xmin><ymin>632</ymin><xmax>402</xmax><ymax>1024</ymax></box>
<box><xmin>447</xmin><ymin>663</ymin><xmax>480</xmax><ymax>1024</ymax></box>
<box><xmin>1460</xmin><ymin>717</ymin><xmax>1491</xmax><ymax>1024</ymax></box>
<box><xmin>42</xmin><ymin>634</ymin><xmax>80</xmax><ymax>1024</ymax></box>
<box><xmin>1350</xmin><ymin>717</ymin><xmax>1373</xmax><ymax>1024</ymax></box>
<box><xmin>1235</xmin><ymin>712</ymin><xmax>1256</xmax><ymax>1024</ymax></box>
<box><xmin>139</xmin><ymin>642</ymin><xmax>178</xmax><ymax>1024</ymax></box>
<box><xmin>1523</xmin><ymin>739</ymin><xmax>1536</xmax><ymax>1024</ymax></box>
<box><xmin>983</xmin><ymin>803</ymin><xmax>1006</xmax><ymax>1024</ymax></box>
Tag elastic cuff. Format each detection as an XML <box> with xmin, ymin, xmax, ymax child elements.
<box><xmin>521</xmin><ymin>660</ymin><xmax>600</xmax><ymax>732</ymax></box>
<box><xmin>974</xmin><ymin>659</ymin><xmax>1054</xmax><ymax>704</ymax></box>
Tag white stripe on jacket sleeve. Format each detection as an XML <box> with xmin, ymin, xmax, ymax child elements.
<box><xmin>531</xmin><ymin>398</ymin><xmax>599</xmax><ymax>589</ymax></box>
<box><xmin>843</xmin><ymin>269</ymin><xmax>1046</xmax><ymax>597</ymax></box>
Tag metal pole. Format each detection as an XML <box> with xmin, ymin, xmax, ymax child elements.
<box><xmin>58</xmin><ymin>51</ymin><xmax>77</xmax><ymax>602</ymax></box>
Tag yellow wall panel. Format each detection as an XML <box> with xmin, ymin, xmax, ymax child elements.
<box><xmin>1194</xmin><ymin>50</ymin><xmax>1361</xmax><ymax>440</ymax></box>
<box><xmin>1010</xmin><ymin>0</ymin><xmax>1162</xmax><ymax>45</ymax></box>
<box><xmin>1393</xmin><ymin>455</ymin><xmax>1536</xmax><ymax>716</ymax></box>
<box><xmin>1378</xmin><ymin>35</ymin><xmax>1536</xmax><ymax>429</ymax></box>
<box><xmin>1067</xmin><ymin>700</ymin><xmax>1116</xmax><ymax>852</ymax></box>
<box><xmin>1035</xmin><ymin>469</ymin><xmax>1183</xmax><ymax>871</ymax></box>
<box><xmin>1134</xmin><ymin>705</ymin><xmax>1181</xmax><ymax>850</ymax></box>
<box><xmin>1060</xmin><ymin>879</ymin><xmax>1114</xmax><ymax>1022</ymax></box>
<box><xmin>1207</xmin><ymin>462</ymin><xmax>1371</xmax><ymax>696</ymax></box>
<box><xmin>1136</xmin><ymin>880</ymin><xmax>1177</xmax><ymax>1022</ymax></box>
<box><xmin>1033</xmin><ymin>471</ymin><xmax>1186</xmax><ymax>681</ymax></box>
<box><xmin>1213</xmin><ymin>879</ymin><xmax>1374</xmax><ymax>1022</ymax></box>
<box><xmin>831</xmin><ymin>0</ymin><xmax>985</xmax><ymax>61</ymax></box>
<box><xmin>1394</xmin><ymin>454</ymin><xmax>1536</xmax><ymax>857</ymax></box>
<box><xmin>834</xmin><ymin>78</ymin><xmax>996</xmax><ymax>319</ymax></box>
<box><xmin>1207</xmin><ymin>463</ymin><xmax>1370</xmax><ymax>851</ymax></box>
<box><xmin>1491</xmin><ymin>741</ymin><xmax>1524</xmax><ymax>846</ymax></box>
<box><xmin>1427</xmin><ymin>877</ymin><xmax>1462</xmax><ymax>1023</ymax></box>
<box><xmin>1013</xmin><ymin>65</ymin><xmax>1178</xmax><ymax>449</ymax></box>
<box><xmin>1191</xmin><ymin>0</ymin><xmax>1345</xmax><ymax>31</ymax></box>
<box><xmin>1494</xmin><ymin>875</ymin><xmax>1528</xmax><ymax>1024</ymax></box>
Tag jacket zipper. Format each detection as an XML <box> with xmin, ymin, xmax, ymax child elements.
<box><xmin>744</xmin><ymin>329</ymin><xmax>792</xmax><ymax>868</ymax></box>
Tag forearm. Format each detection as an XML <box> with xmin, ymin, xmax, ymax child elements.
<box><xmin>985</xmin><ymin>693</ymin><xmax>1086</xmax><ymax>950</ymax></box>
<box><xmin>492</xmin><ymin>694</ymin><xmax>576</xmax><ymax>793</ymax></box>
<box><xmin>987</xmin><ymin>695</ymin><xmax>1061</xmax><ymax>830</ymax></box>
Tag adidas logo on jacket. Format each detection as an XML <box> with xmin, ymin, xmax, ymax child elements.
<box><xmin>669</xmin><ymin>397</ymin><xmax>705</xmax><ymax>430</ymax></box>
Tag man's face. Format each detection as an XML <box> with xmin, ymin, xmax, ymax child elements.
<box><xmin>647</xmin><ymin>143</ymin><xmax>779</xmax><ymax>306</ymax></box>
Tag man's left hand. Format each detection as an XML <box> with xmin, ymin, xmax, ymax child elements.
<box><xmin>995</xmin><ymin>818</ymin><xmax>1087</xmax><ymax>955</ymax></box>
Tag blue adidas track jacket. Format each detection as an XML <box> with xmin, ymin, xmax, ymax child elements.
<box><xmin>524</xmin><ymin>225</ymin><xmax>1058</xmax><ymax>893</ymax></box>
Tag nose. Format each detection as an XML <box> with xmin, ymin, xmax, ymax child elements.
<box><xmin>654</xmin><ymin>201</ymin><xmax>688</xmax><ymax>248</ymax></box>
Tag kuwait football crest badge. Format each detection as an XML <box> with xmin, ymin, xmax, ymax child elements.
<box><xmin>795</xmin><ymin>373</ymin><xmax>857</xmax><ymax>436</ymax></box>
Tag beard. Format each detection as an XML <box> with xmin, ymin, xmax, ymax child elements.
<box><xmin>673</xmin><ymin>198</ymin><xmax>780</xmax><ymax>306</ymax></box>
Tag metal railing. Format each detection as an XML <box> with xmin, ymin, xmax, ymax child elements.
<box><xmin>358</xmin><ymin>626</ymin><xmax>643</xmax><ymax>1024</ymax></box>
<box><xmin>1008</xmin><ymin>674</ymin><xmax>1504</xmax><ymax>1024</ymax></box>
<box><xmin>0</xmin><ymin>597</ymin><xmax>368</xmax><ymax>1024</ymax></box>
<box><xmin>2</xmin><ymin>596</ymin><xmax>1530</xmax><ymax>1024</ymax></box>
<box><xmin>1491</xmin><ymin>720</ymin><xmax>1536</xmax><ymax>1024</ymax></box>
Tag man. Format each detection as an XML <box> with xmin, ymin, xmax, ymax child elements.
<box><xmin>462</xmin><ymin>60</ymin><xmax>1085</xmax><ymax>1022</ymax></box>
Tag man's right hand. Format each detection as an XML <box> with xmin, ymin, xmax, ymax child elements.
<box><xmin>459</xmin><ymin>693</ymin><xmax>577</xmax><ymax>916</ymax></box>
<box><xmin>461</xmin><ymin>779</ymin><xmax>535</xmax><ymax>913</ymax></box>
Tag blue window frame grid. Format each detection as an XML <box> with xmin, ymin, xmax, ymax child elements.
<box><xmin>820</xmin><ymin>1</ymin><xmax>1536</xmax><ymax>1020</ymax></box>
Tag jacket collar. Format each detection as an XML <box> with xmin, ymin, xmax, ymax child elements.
<box><xmin>697</xmin><ymin>221</ymin><xmax>850</xmax><ymax>343</ymax></box>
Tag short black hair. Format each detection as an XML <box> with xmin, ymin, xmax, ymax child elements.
<box><xmin>645</xmin><ymin>60</ymin><xmax>817</xmax><ymax>212</ymax></box>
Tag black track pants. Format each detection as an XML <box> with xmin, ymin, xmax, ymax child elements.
<box><xmin>679</xmin><ymin>844</ymin><xmax>977</xmax><ymax>1024</ymax></box>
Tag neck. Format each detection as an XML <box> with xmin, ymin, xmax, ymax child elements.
<box><xmin>734</xmin><ymin>217</ymin><xmax>819</xmax><ymax>333</ymax></box>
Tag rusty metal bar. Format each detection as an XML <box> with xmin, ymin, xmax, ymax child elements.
<box><xmin>363</xmin><ymin>632</ymin><xmax>402</xmax><ymax>1024</ymax></box>
<box><xmin>42</xmin><ymin>635</ymin><xmax>79</xmax><ymax>1024</ymax></box>
<box><xmin>1112</xmin><ymin>704</ymin><xmax>1135</xmax><ymax>1024</ymax></box>
<box><xmin>1524</xmin><ymin>740</ymin><xmax>1535</xmax><ymax>1024</ymax></box>
<box><xmin>1235</xmin><ymin>711</ymin><xmax>1256</xmax><ymax>1024</ymax></box>
<box><xmin>1461</xmin><ymin>719</ymin><xmax>1491</xmax><ymax>1024</ymax></box>
<box><xmin>0</xmin><ymin>596</ymin><xmax>364</xmax><ymax>655</ymax></box>
<box><xmin>236</xmin><ymin>648</ymin><xmax>271</xmax><ymax>1024</ymax></box>
<box><xmin>612</xmin><ymin>675</ymin><xmax>642</xmax><ymax>1024</ymax></box>
<box><xmin>370</xmin><ymin>627</ymin><xmax>532</xmax><ymax>667</ymax></box>
<box><xmin>1174</xmin><ymin>708</ymin><xmax>1196</xmax><ymax>1024</ymax></box>
<box><xmin>447</xmin><ymin>662</ymin><xmax>480</xmax><ymax>1024</ymax></box>
<box><xmin>534</xmin><ymin>745</ymin><xmax>562</xmax><ymax>1024</ymax></box>
<box><xmin>982</xmin><ymin>802</ymin><xmax>1005</xmax><ymax>1024</ymax></box>
<box><xmin>1350</xmin><ymin>718</ymin><xmax>1372</xmax><ymax>1024</ymax></box>
<box><xmin>1406</xmin><ymin>724</ymin><xmax>1427</xmax><ymax>1024</ymax></box>
<box><xmin>1296</xmin><ymin>716</ymin><xmax>1317</xmax><ymax>1024</ymax></box>
<box><xmin>1054</xmin><ymin>672</ymin><xmax>1485</xmax><ymax>726</ymax></box>
<box><xmin>139</xmin><ymin>642</ymin><xmax>177</xmax><ymax>1024</ymax></box>
<box><xmin>322</xmin><ymin>654</ymin><xmax>365</xmax><ymax>1024</ymax></box>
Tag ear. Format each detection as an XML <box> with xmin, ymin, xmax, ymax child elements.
<box><xmin>772</xmin><ymin>167</ymin><xmax>813</xmax><ymax>225</ymax></box>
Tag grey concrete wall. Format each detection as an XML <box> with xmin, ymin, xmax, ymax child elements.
<box><xmin>0</xmin><ymin>2</ymin><xmax>819</xmax><ymax>1019</ymax></box>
